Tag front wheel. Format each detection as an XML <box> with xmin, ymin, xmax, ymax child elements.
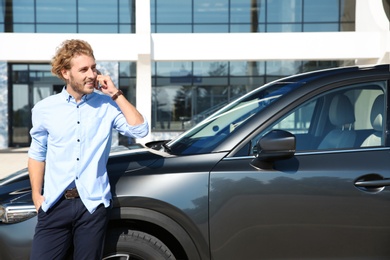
<box><xmin>103</xmin><ymin>229</ymin><xmax>176</xmax><ymax>260</ymax></box>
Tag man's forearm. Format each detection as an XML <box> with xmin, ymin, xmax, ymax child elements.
<box><xmin>114</xmin><ymin>94</ymin><xmax>145</xmax><ymax>126</ymax></box>
<box><xmin>28</xmin><ymin>158</ymin><xmax>45</xmax><ymax>199</ymax></box>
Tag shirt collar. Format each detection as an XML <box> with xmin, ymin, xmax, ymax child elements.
<box><xmin>61</xmin><ymin>86</ymin><xmax>93</xmax><ymax>104</ymax></box>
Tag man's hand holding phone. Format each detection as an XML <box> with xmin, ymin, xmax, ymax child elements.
<box><xmin>95</xmin><ymin>69</ymin><xmax>121</xmax><ymax>99</ymax></box>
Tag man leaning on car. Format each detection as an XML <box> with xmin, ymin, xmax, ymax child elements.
<box><xmin>27</xmin><ymin>39</ymin><xmax>149</xmax><ymax>259</ymax></box>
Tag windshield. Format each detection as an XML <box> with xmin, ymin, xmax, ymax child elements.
<box><xmin>166</xmin><ymin>81</ymin><xmax>304</xmax><ymax>155</ymax></box>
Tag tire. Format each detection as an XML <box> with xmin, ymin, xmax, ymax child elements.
<box><xmin>103</xmin><ymin>229</ymin><xmax>176</xmax><ymax>260</ymax></box>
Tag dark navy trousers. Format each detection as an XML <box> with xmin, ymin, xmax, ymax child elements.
<box><xmin>30</xmin><ymin>196</ymin><xmax>110</xmax><ymax>260</ymax></box>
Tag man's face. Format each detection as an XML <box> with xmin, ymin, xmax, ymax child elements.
<box><xmin>63</xmin><ymin>54</ymin><xmax>97</xmax><ymax>96</ymax></box>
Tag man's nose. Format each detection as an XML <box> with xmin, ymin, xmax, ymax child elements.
<box><xmin>87</xmin><ymin>68</ymin><xmax>96</xmax><ymax>78</ymax></box>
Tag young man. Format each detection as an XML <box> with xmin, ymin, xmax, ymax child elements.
<box><xmin>28</xmin><ymin>39</ymin><xmax>149</xmax><ymax>259</ymax></box>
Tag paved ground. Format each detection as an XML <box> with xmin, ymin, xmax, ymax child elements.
<box><xmin>0</xmin><ymin>147</ymin><xmax>29</xmax><ymax>179</ymax></box>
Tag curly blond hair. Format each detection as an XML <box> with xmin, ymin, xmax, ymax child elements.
<box><xmin>51</xmin><ymin>39</ymin><xmax>95</xmax><ymax>81</ymax></box>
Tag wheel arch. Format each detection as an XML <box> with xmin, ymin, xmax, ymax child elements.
<box><xmin>108</xmin><ymin>206</ymin><xmax>209</xmax><ymax>260</ymax></box>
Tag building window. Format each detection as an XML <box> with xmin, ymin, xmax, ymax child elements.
<box><xmin>4</xmin><ymin>0</ymin><xmax>136</xmax><ymax>33</ymax></box>
<box><xmin>151</xmin><ymin>0</ymin><xmax>355</xmax><ymax>33</ymax></box>
<box><xmin>9</xmin><ymin>64</ymin><xmax>62</xmax><ymax>147</ymax></box>
<box><xmin>151</xmin><ymin>60</ymin><xmax>349</xmax><ymax>132</ymax></box>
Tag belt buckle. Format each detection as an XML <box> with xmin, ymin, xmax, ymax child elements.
<box><xmin>64</xmin><ymin>193</ymin><xmax>74</xmax><ymax>199</ymax></box>
<box><xmin>64</xmin><ymin>188</ymin><xmax>78</xmax><ymax>199</ymax></box>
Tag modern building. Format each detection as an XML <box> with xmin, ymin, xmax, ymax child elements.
<box><xmin>0</xmin><ymin>0</ymin><xmax>389</xmax><ymax>149</ymax></box>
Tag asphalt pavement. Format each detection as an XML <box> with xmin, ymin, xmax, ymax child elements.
<box><xmin>0</xmin><ymin>147</ymin><xmax>29</xmax><ymax>179</ymax></box>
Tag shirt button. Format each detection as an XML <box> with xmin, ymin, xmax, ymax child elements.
<box><xmin>77</xmin><ymin>158</ymin><xmax>79</xmax><ymax>161</ymax></box>
<box><xmin>77</xmin><ymin>139</ymin><xmax>80</xmax><ymax>142</ymax></box>
<box><xmin>77</xmin><ymin>121</ymin><xmax>80</xmax><ymax>124</ymax></box>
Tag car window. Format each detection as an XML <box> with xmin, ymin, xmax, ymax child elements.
<box><xmin>167</xmin><ymin>81</ymin><xmax>305</xmax><ymax>155</ymax></box>
<box><xmin>250</xmin><ymin>81</ymin><xmax>387</xmax><ymax>154</ymax></box>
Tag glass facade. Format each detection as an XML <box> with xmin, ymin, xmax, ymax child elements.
<box><xmin>149</xmin><ymin>0</ymin><xmax>355</xmax><ymax>130</ymax></box>
<box><xmin>1</xmin><ymin>0</ymin><xmax>360</xmax><ymax>146</ymax></box>
<box><xmin>10</xmin><ymin>64</ymin><xmax>62</xmax><ymax>145</ymax></box>
<box><xmin>1</xmin><ymin>0</ymin><xmax>136</xmax><ymax>33</ymax></box>
<box><xmin>151</xmin><ymin>0</ymin><xmax>355</xmax><ymax>33</ymax></box>
<box><xmin>151</xmin><ymin>60</ymin><xmax>348</xmax><ymax>131</ymax></box>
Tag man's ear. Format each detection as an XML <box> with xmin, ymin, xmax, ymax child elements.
<box><xmin>61</xmin><ymin>69</ymin><xmax>69</xmax><ymax>80</ymax></box>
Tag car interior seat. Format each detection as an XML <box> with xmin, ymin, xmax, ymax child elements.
<box><xmin>361</xmin><ymin>94</ymin><xmax>384</xmax><ymax>147</ymax></box>
<box><xmin>318</xmin><ymin>94</ymin><xmax>356</xmax><ymax>149</ymax></box>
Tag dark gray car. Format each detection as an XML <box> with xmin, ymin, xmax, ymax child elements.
<box><xmin>1</xmin><ymin>64</ymin><xmax>390</xmax><ymax>260</ymax></box>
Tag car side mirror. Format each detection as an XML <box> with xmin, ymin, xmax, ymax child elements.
<box><xmin>250</xmin><ymin>130</ymin><xmax>296</xmax><ymax>170</ymax></box>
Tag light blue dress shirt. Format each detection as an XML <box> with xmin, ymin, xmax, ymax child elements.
<box><xmin>28</xmin><ymin>87</ymin><xmax>149</xmax><ymax>213</ymax></box>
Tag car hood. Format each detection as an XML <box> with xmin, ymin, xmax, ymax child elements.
<box><xmin>0</xmin><ymin>145</ymin><xmax>163</xmax><ymax>205</ymax></box>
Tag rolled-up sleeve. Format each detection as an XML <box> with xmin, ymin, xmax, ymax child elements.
<box><xmin>28</xmin><ymin>107</ymin><xmax>48</xmax><ymax>162</ymax></box>
<box><xmin>115</xmin><ymin>114</ymin><xmax>149</xmax><ymax>139</ymax></box>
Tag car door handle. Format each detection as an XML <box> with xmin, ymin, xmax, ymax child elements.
<box><xmin>354</xmin><ymin>179</ymin><xmax>390</xmax><ymax>187</ymax></box>
<box><xmin>354</xmin><ymin>174</ymin><xmax>390</xmax><ymax>192</ymax></box>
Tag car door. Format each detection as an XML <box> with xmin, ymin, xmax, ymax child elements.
<box><xmin>209</xmin><ymin>80</ymin><xmax>390</xmax><ymax>260</ymax></box>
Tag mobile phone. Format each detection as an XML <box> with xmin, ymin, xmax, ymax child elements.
<box><xmin>96</xmin><ymin>69</ymin><xmax>102</xmax><ymax>89</ymax></box>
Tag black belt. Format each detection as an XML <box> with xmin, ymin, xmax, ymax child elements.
<box><xmin>64</xmin><ymin>187</ymin><xmax>79</xmax><ymax>199</ymax></box>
